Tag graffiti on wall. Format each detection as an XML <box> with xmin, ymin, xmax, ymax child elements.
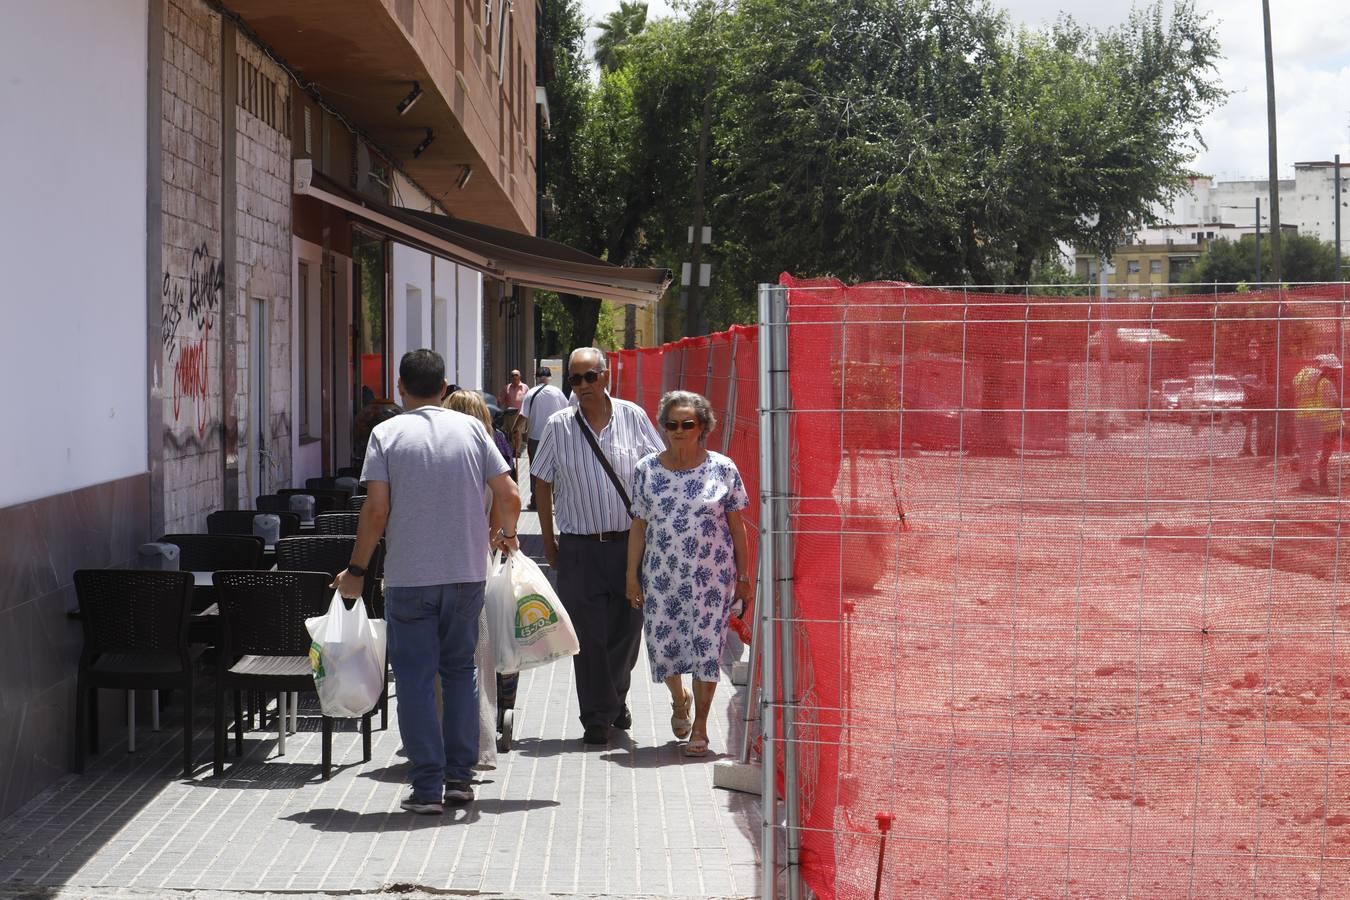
<box><xmin>162</xmin><ymin>242</ymin><xmax>223</xmax><ymax>439</ymax></box>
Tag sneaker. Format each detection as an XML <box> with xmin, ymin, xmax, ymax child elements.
<box><xmin>612</xmin><ymin>704</ymin><xmax>632</xmax><ymax>730</ymax></box>
<box><xmin>400</xmin><ymin>794</ymin><xmax>444</xmax><ymax>815</ymax></box>
<box><xmin>583</xmin><ymin>725</ymin><xmax>611</xmax><ymax>745</ymax></box>
<box><xmin>444</xmin><ymin>780</ymin><xmax>475</xmax><ymax>805</ymax></box>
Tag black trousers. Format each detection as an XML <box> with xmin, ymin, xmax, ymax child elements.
<box><xmin>556</xmin><ymin>534</ymin><xmax>643</xmax><ymax>729</ymax></box>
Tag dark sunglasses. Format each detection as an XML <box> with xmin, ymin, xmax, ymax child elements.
<box><xmin>568</xmin><ymin>370</ymin><xmax>603</xmax><ymax>386</ymax></box>
<box><xmin>663</xmin><ymin>418</ymin><xmax>698</xmax><ymax>432</ymax></box>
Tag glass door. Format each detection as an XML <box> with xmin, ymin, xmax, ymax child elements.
<box><xmin>351</xmin><ymin>230</ymin><xmax>391</xmax><ymax>463</ymax></box>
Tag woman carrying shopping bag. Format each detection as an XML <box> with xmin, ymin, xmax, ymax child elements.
<box><xmin>625</xmin><ymin>391</ymin><xmax>752</xmax><ymax>757</ymax></box>
<box><xmin>445</xmin><ymin>389</ymin><xmax>521</xmax><ymax>756</ymax></box>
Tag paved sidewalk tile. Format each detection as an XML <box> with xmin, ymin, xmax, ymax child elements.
<box><xmin>0</xmin><ymin>502</ymin><xmax>760</xmax><ymax>898</ymax></box>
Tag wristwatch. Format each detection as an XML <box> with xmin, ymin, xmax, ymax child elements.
<box><xmin>347</xmin><ymin>563</ymin><xmax>367</xmax><ymax>577</ymax></box>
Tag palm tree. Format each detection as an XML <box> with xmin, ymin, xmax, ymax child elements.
<box><xmin>593</xmin><ymin>1</ymin><xmax>648</xmax><ymax>72</ymax></box>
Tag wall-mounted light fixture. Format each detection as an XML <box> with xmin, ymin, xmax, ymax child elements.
<box><xmin>396</xmin><ymin>81</ymin><xmax>423</xmax><ymax>116</ymax></box>
<box><xmin>457</xmin><ymin>164</ymin><xmax>473</xmax><ymax>190</ymax></box>
<box><xmin>412</xmin><ymin>128</ymin><xmax>435</xmax><ymax>159</ymax></box>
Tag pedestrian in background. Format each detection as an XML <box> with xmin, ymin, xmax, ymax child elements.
<box><xmin>497</xmin><ymin>369</ymin><xmax>528</xmax><ymax>455</ymax></box>
<box><xmin>531</xmin><ymin>347</ymin><xmax>664</xmax><ymax>745</ymax></box>
<box><xmin>1293</xmin><ymin>353</ymin><xmax>1344</xmax><ymax>494</ymax></box>
<box><xmin>625</xmin><ymin>391</ymin><xmax>751</xmax><ymax>757</ymax></box>
<box><xmin>514</xmin><ymin>367</ymin><xmax>570</xmax><ymax>511</ymax></box>
<box><xmin>335</xmin><ymin>349</ymin><xmax>520</xmax><ymax>814</ymax></box>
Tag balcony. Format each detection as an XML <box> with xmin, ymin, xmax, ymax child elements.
<box><xmin>227</xmin><ymin>0</ymin><xmax>536</xmax><ymax>232</ymax></box>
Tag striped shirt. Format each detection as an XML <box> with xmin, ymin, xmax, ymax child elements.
<box><xmin>531</xmin><ymin>394</ymin><xmax>664</xmax><ymax>534</ymax></box>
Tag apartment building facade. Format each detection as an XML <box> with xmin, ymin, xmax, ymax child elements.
<box><xmin>0</xmin><ymin>0</ymin><xmax>667</xmax><ymax>817</ymax></box>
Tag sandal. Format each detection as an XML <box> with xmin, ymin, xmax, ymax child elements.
<box><xmin>682</xmin><ymin>734</ymin><xmax>709</xmax><ymax>757</ymax></box>
<box><xmin>670</xmin><ymin>692</ymin><xmax>693</xmax><ymax>740</ymax></box>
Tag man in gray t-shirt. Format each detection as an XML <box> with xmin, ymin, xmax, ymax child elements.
<box><xmin>334</xmin><ymin>349</ymin><xmax>520</xmax><ymax>815</ymax></box>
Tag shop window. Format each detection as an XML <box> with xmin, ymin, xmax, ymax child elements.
<box><xmin>352</xmin><ymin>231</ymin><xmax>389</xmax><ymax>411</ymax></box>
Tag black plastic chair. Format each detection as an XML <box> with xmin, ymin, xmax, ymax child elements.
<box><xmin>158</xmin><ymin>534</ymin><xmax>265</xmax><ymax>618</ymax></box>
<box><xmin>305</xmin><ymin>476</ymin><xmax>337</xmax><ymax>491</ymax></box>
<box><xmin>255</xmin><ymin>493</ymin><xmax>289</xmax><ymax>514</ymax></box>
<box><xmin>274</xmin><ymin>536</ymin><xmax>389</xmax><ymax>730</ymax></box>
<box><xmin>348</xmin><ymin>494</ymin><xmax>367</xmax><ymax>511</ymax></box>
<box><xmin>158</xmin><ymin>534</ymin><xmax>265</xmax><ymax>572</ymax></box>
<box><xmin>274</xmin><ymin>536</ymin><xmax>385</xmax><ymax>616</ymax></box>
<box><xmin>336</xmin><ymin>465</ymin><xmax>361</xmax><ymax>479</ymax></box>
<box><xmin>278</xmin><ymin>488</ymin><xmax>348</xmax><ymax>515</ymax></box>
<box><xmin>206</xmin><ymin>510</ymin><xmax>301</xmax><ymax>539</ymax></box>
<box><xmin>212</xmin><ymin>570</ymin><xmax>372</xmax><ymax>780</ymax></box>
<box><xmin>313</xmin><ymin>512</ymin><xmax>361</xmax><ymax>536</ymax></box>
<box><xmin>74</xmin><ymin>570</ymin><xmax>198</xmax><ymax>776</ymax></box>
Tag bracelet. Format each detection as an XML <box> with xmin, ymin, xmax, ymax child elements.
<box><xmin>499</xmin><ymin>530</ymin><xmax>516</xmax><ymax>539</ymax></box>
<box><xmin>736</xmin><ymin>575</ymin><xmax>750</xmax><ymax>583</ymax></box>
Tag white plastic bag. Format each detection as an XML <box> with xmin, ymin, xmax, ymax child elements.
<box><xmin>486</xmin><ymin>551</ymin><xmax>579</xmax><ymax>675</ymax></box>
<box><xmin>306</xmin><ymin>591</ymin><xmax>387</xmax><ymax>717</ymax></box>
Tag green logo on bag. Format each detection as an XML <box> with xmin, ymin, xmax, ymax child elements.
<box><xmin>515</xmin><ymin>594</ymin><xmax>557</xmax><ymax>639</ymax></box>
<box><xmin>308</xmin><ymin>640</ymin><xmax>325</xmax><ymax>680</ymax></box>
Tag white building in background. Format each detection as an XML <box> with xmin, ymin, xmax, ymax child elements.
<box><xmin>1160</xmin><ymin>163</ymin><xmax>1350</xmax><ymax>254</ymax></box>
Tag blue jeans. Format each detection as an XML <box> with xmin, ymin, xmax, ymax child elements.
<box><xmin>385</xmin><ymin>582</ymin><xmax>485</xmax><ymax>800</ymax></box>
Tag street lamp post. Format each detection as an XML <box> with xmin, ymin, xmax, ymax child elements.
<box><xmin>1221</xmin><ymin>201</ymin><xmax>1266</xmax><ymax>282</ymax></box>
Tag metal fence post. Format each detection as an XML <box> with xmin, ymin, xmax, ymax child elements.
<box><xmin>769</xmin><ymin>283</ymin><xmax>802</xmax><ymax>900</ymax></box>
<box><xmin>756</xmin><ymin>284</ymin><xmax>780</xmax><ymax>900</ymax></box>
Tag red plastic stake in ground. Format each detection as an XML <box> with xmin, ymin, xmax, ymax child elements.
<box><xmin>873</xmin><ymin>812</ymin><xmax>895</xmax><ymax>900</ymax></box>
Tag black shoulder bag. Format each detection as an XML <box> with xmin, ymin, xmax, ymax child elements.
<box><xmin>575</xmin><ymin>406</ymin><xmax>633</xmax><ymax>518</ymax></box>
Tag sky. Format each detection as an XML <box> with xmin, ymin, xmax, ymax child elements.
<box><xmin>578</xmin><ymin>0</ymin><xmax>1350</xmax><ymax>181</ymax></box>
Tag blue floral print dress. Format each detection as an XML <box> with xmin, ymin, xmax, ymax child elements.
<box><xmin>630</xmin><ymin>450</ymin><xmax>749</xmax><ymax>682</ymax></box>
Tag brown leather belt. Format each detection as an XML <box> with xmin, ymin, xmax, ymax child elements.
<box><xmin>561</xmin><ymin>530</ymin><xmax>630</xmax><ymax>543</ymax></box>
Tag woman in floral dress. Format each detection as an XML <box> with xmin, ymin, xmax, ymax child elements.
<box><xmin>625</xmin><ymin>391</ymin><xmax>751</xmax><ymax>756</ymax></box>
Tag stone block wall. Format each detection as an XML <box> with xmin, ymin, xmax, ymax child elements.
<box><xmin>159</xmin><ymin>0</ymin><xmax>223</xmax><ymax>534</ymax></box>
<box><xmin>232</xmin><ymin>38</ymin><xmax>293</xmax><ymax>504</ymax></box>
<box><xmin>157</xmin><ymin>0</ymin><xmax>295</xmax><ymax>528</ymax></box>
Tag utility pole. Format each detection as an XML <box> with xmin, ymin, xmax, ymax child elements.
<box><xmin>684</xmin><ymin>86</ymin><xmax>713</xmax><ymax>337</ymax></box>
<box><xmin>1335</xmin><ymin>154</ymin><xmax>1343</xmax><ymax>281</ymax></box>
<box><xmin>1261</xmin><ymin>0</ymin><xmax>1283</xmax><ymax>283</ymax></box>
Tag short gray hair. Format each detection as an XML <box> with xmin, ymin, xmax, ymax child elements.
<box><xmin>657</xmin><ymin>390</ymin><xmax>718</xmax><ymax>444</ymax></box>
<box><xmin>567</xmin><ymin>347</ymin><xmax>608</xmax><ymax>372</ymax></box>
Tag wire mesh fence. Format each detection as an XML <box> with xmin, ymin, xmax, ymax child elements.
<box><xmin>614</xmin><ymin>276</ymin><xmax>1350</xmax><ymax>898</ymax></box>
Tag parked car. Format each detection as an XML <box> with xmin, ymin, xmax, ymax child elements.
<box><xmin>1151</xmin><ymin>378</ymin><xmax>1190</xmax><ymax>420</ymax></box>
<box><xmin>1184</xmin><ymin>374</ymin><xmax>1246</xmax><ymax>430</ymax></box>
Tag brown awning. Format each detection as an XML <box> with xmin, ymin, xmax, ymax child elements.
<box><xmin>294</xmin><ymin>161</ymin><xmax>671</xmax><ymax>307</ymax></box>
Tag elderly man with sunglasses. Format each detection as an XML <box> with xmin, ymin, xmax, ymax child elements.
<box><xmin>530</xmin><ymin>347</ymin><xmax>664</xmax><ymax>745</ymax></box>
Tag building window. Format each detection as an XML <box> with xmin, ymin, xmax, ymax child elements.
<box><xmin>1149</xmin><ymin>259</ymin><xmax>1162</xmax><ymax>275</ymax></box>
<box><xmin>237</xmin><ymin>54</ymin><xmax>286</xmax><ymax>134</ymax></box>
<box><xmin>1127</xmin><ymin>260</ymin><xmax>1141</xmax><ymax>275</ymax></box>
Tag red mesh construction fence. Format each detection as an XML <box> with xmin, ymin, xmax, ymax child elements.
<box><xmin>783</xmin><ymin>274</ymin><xmax>1350</xmax><ymax>898</ymax></box>
<box><xmin>609</xmin><ymin>325</ymin><xmax>763</xmax><ymax>641</ymax></box>
<box><xmin>613</xmin><ymin>276</ymin><xmax>1350</xmax><ymax>897</ymax></box>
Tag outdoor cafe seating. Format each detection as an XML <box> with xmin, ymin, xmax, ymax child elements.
<box><xmin>70</xmin><ymin>473</ymin><xmax>380</xmax><ymax>784</ymax></box>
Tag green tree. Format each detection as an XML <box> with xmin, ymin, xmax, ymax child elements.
<box><xmin>538</xmin><ymin>0</ymin><xmax>620</xmax><ymax>349</ymax></box>
<box><xmin>593</xmin><ymin>1</ymin><xmax>649</xmax><ymax>72</ymax></box>
<box><xmin>711</xmin><ymin>0</ymin><xmax>1224</xmax><ymax>301</ymax></box>
<box><xmin>1181</xmin><ymin>232</ymin><xmax>1339</xmax><ymax>291</ymax></box>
